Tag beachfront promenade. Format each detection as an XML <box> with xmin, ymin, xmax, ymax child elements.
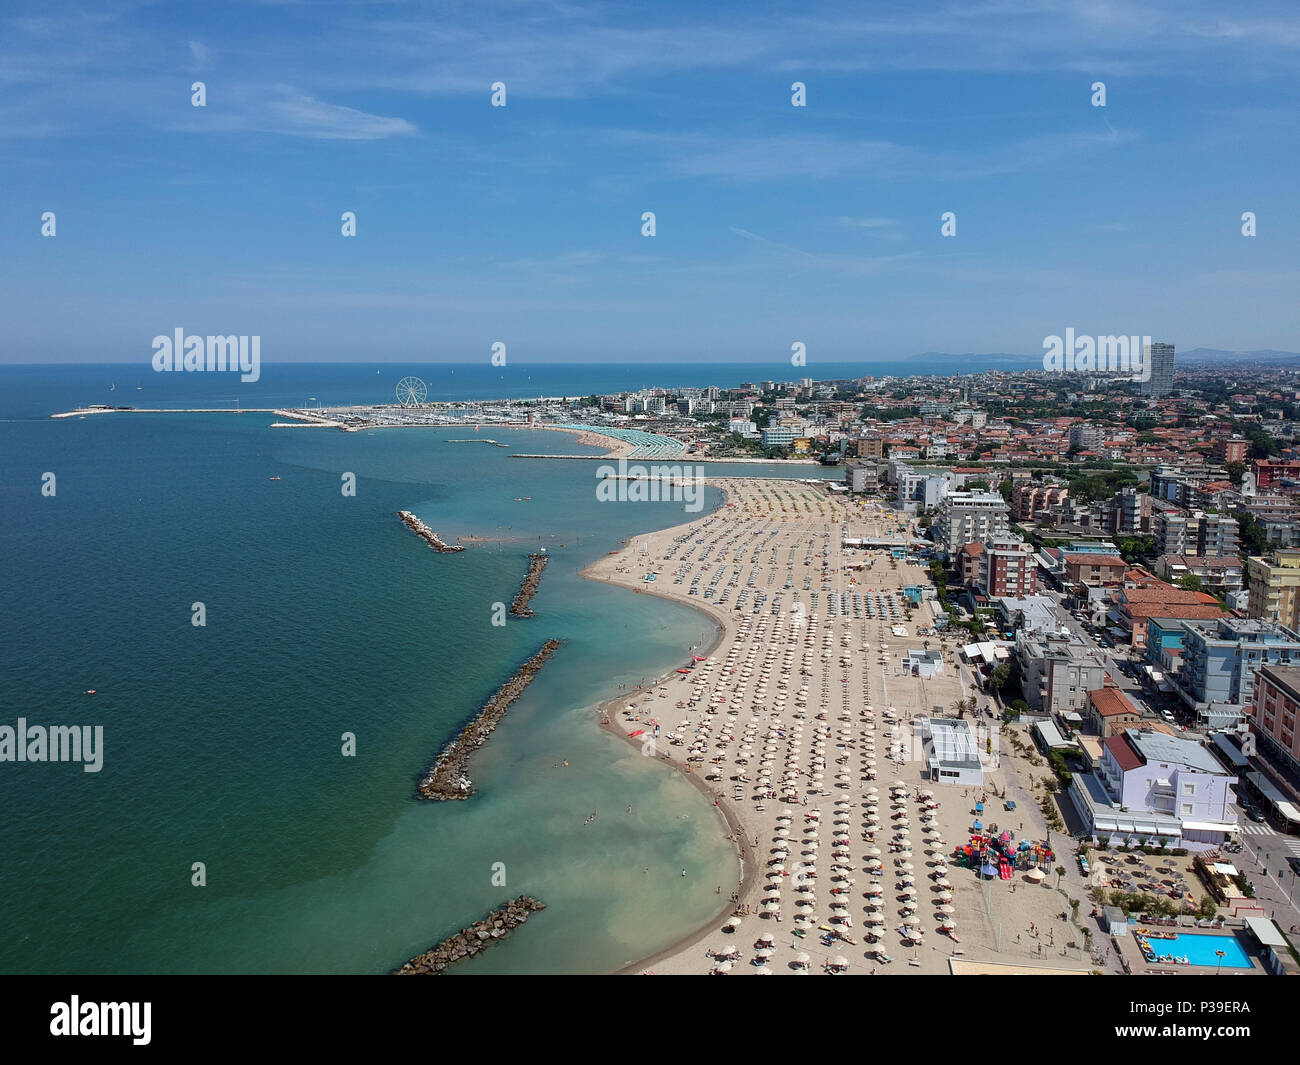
<box><xmin>588</xmin><ymin>478</ymin><xmax>1095</xmax><ymax>976</ymax></box>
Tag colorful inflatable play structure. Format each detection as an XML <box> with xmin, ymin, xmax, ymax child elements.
<box><xmin>953</xmin><ymin>832</ymin><xmax>1055</xmax><ymax>879</ymax></box>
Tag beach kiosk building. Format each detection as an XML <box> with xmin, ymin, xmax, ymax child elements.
<box><xmin>920</xmin><ymin>717</ymin><xmax>984</xmax><ymax>787</ymax></box>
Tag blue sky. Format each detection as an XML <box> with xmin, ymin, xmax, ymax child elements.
<box><xmin>3</xmin><ymin>0</ymin><xmax>1300</xmax><ymax>364</ymax></box>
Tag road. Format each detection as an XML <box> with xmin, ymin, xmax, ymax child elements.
<box><xmin>1235</xmin><ymin>812</ymin><xmax>1300</xmax><ymax>928</ymax></box>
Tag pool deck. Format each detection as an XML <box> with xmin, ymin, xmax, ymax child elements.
<box><xmin>1116</xmin><ymin>926</ymin><xmax>1266</xmax><ymax>975</ymax></box>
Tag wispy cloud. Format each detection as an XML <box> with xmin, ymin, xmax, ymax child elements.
<box><xmin>598</xmin><ymin>125</ymin><xmax>1136</xmax><ymax>184</ymax></box>
<box><xmin>728</xmin><ymin>225</ymin><xmax>918</xmax><ymax>275</ymax></box>
<box><xmin>838</xmin><ymin>217</ymin><xmax>902</xmax><ymax>229</ymax></box>
<box><xmin>173</xmin><ymin>87</ymin><xmax>417</xmax><ymax>140</ymax></box>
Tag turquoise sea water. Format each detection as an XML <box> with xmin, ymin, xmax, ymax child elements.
<box><xmin>0</xmin><ymin>365</ymin><xmax>839</xmax><ymax>974</ymax></box>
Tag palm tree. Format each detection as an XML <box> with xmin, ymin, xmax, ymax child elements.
<box><xmin>950</xmin><ymin>696</ymin><xmax>976</xmax><ymax>719</ymax></box>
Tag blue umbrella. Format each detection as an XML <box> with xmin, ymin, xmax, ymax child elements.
<box><xmin>972</xmin><ymin>820</ymin><xmax>983</xmax><ymax>831</ymax></box>
<box><xmin>975</xmin><ymin>802</ymin><xmax>984</xmax><ymax>812</ymax></box>
<box><xmin>980</xmin><ymin>863</ymin><xmax>1000</xmax><ymax>878</ymax></box>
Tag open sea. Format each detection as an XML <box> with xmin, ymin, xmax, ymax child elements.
<box><xmin>0</xmin><ymin>362</ymin><xmax>860</xmax><ymax>974</ymax></box>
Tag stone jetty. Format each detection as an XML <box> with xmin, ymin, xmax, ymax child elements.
<box><xmin>417</xmin><ymin>639</ymin><xmax>562</xmax><ymax>800</ymax></box>
<box><xmin>393</xmin><ymin>897</ymin><xmax>546</xmax><ymax>974</ymax></box>
<box><xmin>397</xmin><ymin>510</ymin><xmax>465</xmax><ymax>552</ymax></box>
<box><xmin>508</xmin><ymin>552</ymin><xmax>550</xmax><ymax>617</ymax></box>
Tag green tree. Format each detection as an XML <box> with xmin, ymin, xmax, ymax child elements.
<box><xmin>1241</xmin><ymin>424</ymin><xmax>1279</xmax><ymax>460</ymax></box>
<box><xmin>1177</xmin><ymin>573</ymin><xmax>1204</xmax><ymax>592</ymax></box>
<box><xmin>989</xmin><ymin>663</ymin><xmax>1011</xmax><ymax>692</ymax></box>
<box><xmin>1117</xmin><ymin>536</ymin><xmax>1155</xmax><ymax>563</ymax></box>
<box><xmin>1236</xmin><ymin>510</ymin><xmax>1267</xmax><ymax>557</ymax></box>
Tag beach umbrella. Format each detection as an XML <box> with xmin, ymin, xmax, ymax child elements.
<box><xmin>795</xmin><ymin>953</ymin><xmax>811</xmax><ymax>968</ymax></box>
<box><xmin>937</xmin><ymin>904</ymin><xmax>955</xmax><ymax>914</ymax></box>
<box><xmin>715</xmin><ymin>961</ymin><xmax>732</xmax><ymax>973</ymax></box>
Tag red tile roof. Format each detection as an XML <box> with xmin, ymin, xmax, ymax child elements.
<box><xmin>1064</xmin><ymin>554</ymin><xmax>1126</xmax><ymax>567</ymax></box>
<box><xmin>1102</xmin><ymin>733</ymin><xmax>1143</xmax><ymax>772</ymax></box>
<box><xmin>1121</xmin><ymin>586</ymin><xmax>1221</xmax><ymax>606</ymax></box>
<box><xmin>1090</xmin><ymin>687</ymin><xmax>1140</xmax><ymax>718</ymax></box>
<box><xmin>1126</xmin><ymin>603</ymin><xmax>1228</xmax><ymax>622</ymax></box>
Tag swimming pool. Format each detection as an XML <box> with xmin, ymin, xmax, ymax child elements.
<box><xmin>1150</xmin><ymin>933</ymin><xmax>1253</xmax><ymax>969</ymax></box>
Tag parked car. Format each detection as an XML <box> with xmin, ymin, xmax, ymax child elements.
<box><xmin>1246</xmin><ymin>808</ymin><xmax>1266</xmax><ymax>823</ymax></box>
<box><xmin>1288</xmin><ymin>857</ymin><xmax>1300</xmax><ymax>876</ymax></box>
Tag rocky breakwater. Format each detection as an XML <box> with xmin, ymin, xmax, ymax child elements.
<box><xmin>417</xmin><ymin>639</ymin><xmax>562</xmax><ymax>800</ymax></box>
<box><xmin>393</xmin><ymin>897</ymin><xmax>547</xmax><ymax>974</ymax></box>
<box><xmin>508</xmin><ymin>552</ymin><xmax>550</xmax><ymax>617</ymax></box>
<box><xmin>397</xmin><ymin>510</ymin><xmax>465</xmax><ymax>553</ymax></box>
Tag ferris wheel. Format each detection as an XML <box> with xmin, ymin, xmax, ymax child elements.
<box><xmin>395</xmin><ymin>376</ymin><xmax>427</xmax><ymax>406</ymax></box>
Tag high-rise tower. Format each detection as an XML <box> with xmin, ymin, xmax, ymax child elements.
<box><xmin>1140</xmin><ymin>342</ymin><xmax>1175</xmax><ymax>396</ymax></box>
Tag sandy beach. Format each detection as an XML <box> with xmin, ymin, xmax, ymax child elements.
<box><xmin>522</xmin><ymin>423</ymin><xmax>637</xmax><ymax>457</ymax></box>
<box><xmin>583</xmin><ymin>477</ymin><xmax>1099</xmax><ymax>976</ymax></box>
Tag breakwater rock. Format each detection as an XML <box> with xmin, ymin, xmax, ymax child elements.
<box><xmin>393</xmin><ymin>897</ymin><xmax>547</xmax><ymax>974</ymax></box>
<box><xmin>417</xmin><ymin>639</ymin><xmax>562</xmax><ymax>800</ymax></box>
<box><xmin>397</xmin><ymin>510</ymin><xmax>465</xmax><ymax>553</ymax></box>
<box><xmin>508</xmin><ymin>553</ymin><xmax>550</xmax><ymax>617</ymax></box>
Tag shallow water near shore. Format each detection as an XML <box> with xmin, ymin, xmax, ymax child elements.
<box><xmin>0</xmin><ymin>365</ymin><xmax>837</xmax><ymax>974</ymax></box>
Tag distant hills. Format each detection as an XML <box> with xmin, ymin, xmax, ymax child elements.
<box><xmin>1176</xmin><ymin>348</ymin><xmax>1300</xmax><ymax>363</ymax></box>
<box><xmin>880</xmin><ymin>348</ymin><xmax>1300</xmax><ymax>373</ymax></box>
